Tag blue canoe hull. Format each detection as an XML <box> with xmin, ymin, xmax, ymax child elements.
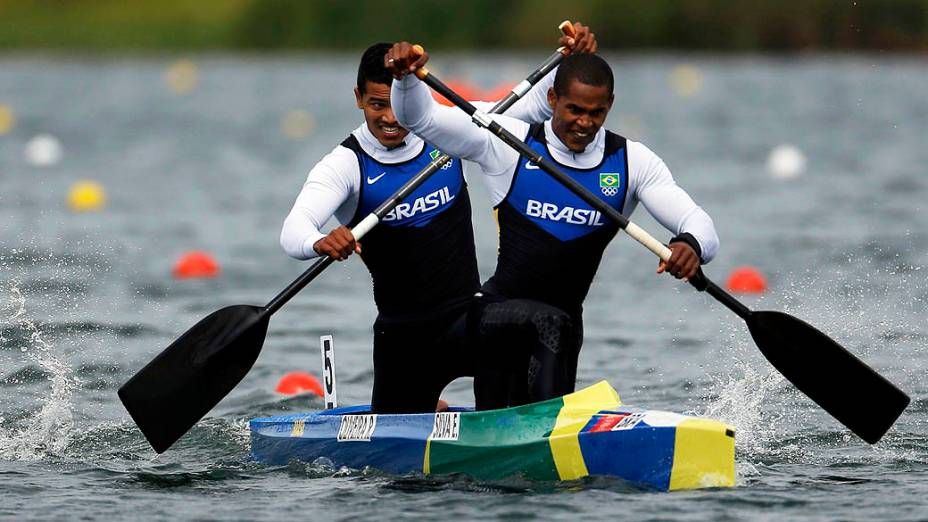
<box><xmin>250</xmin><ymin>381</ymin><xmax>735</xmax><ymax>490</ymax></box>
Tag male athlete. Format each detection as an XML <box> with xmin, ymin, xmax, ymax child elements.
<box><xmin>387</xmin><ymin>48</ymin><xmax>719</xmax><ymax>409</ymax></box>
<box><xmin>280</xmin><ymin>29</ymin><xmax>596</xmax><ymax>413</ymax></box>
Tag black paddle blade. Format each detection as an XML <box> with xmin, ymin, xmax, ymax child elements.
<box><xmin>118</xmin><ymin>305</ymin><xmax>269</xmax><ymax>453</ymax></box>
<box><xmin>746</xmin><ymin>310</ymin><xmax>910</xmax><ymax>444</ymax></box>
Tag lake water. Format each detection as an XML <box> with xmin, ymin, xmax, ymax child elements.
<box><xmin>1</xmin><ymin>53</ymin><xmax>926</xmax><ymax>520</ymax></box>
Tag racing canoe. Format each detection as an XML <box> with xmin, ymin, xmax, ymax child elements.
<box><xmin>249</xmin><ymin>380</ymin><xmax>735</xmax><ymax>491</ymax></box>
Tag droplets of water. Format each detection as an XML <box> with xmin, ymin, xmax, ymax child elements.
<box><xmin>694</xmin><ymin>258</ymin><xmax>928</xmax><ymax>482</ymax></box>
<box><xmin>0</xmin><ymin>281</ymin><xmax>79</xmax><ymax>460</ymax></box>
<box><xmin>702</xmin><ymin>360</ymin><xmax>787</xmax><ymax>453</ymax></box>
<box><xmin>225</xmin><ymin>417</ymin><xmax>252</xmax><ymax>452</ymax></box>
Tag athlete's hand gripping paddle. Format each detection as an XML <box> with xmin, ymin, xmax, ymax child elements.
<box><xmin>407</xmin><ymin>47</ymin><xmax>910</xmax><ymax>444</ymax></box>
<box><xmin>118</xmin><ymin>21</ymin><xmax>578</xmax><ymax>454</ymax></box>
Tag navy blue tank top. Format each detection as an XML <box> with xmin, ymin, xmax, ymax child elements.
<box><xmin>483</xmin><ymin>124</ymin><xmax>628</xmax><ymax>317</ymax></box>
<box><xmin>342</xmin><ymin>135</ymin><xmax>479</xmax><ymax>321</ymax></box>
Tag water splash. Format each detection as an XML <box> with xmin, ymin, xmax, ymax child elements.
<box><xmin>0</xmin><ymin>281</ymin><xmax>79</xmax><ymax>460</ymax></box>
<box><xmin>697</xmin><ymin>261</ymin><xmax>928</xmax><ymax>479</ymax></box>
<box><xmin>701</xmin><ymin>358</ymin><xmax>793</xmax><ymax>455</ymax></box>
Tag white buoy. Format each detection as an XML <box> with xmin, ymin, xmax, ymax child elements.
<box><xmin>24</xmin><ymin>134</ymin><xmax>63</xmax><ymax>167</ymax></box>
<box><xmin>766</xmin><ymin>144</ymin><xmax>806</xmax><ymax>179</ymax></box>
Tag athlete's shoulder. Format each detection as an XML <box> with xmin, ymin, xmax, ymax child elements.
<box><xmin>319</xmin><ymin>141</ymin><xmax>361</xmax><ymax>169</ymax></box>
<box><xmin>339</xmin><ymin>133</ymin><xmax>362</xmax><ymax>153</ymax></box>
<box><xmin>603</xmin><ymin>129</ymin><xmax>627</xmax><ymax>155</ymax></box>
<box><xmin>623</xmin><ymin>138</ymin><xmax>674</xmax><ymax>189</ymax></box>
<box><xmin>625</xmin><ymin>138</ymin><xmax>667</xmax><ymax>167</ymax></box>
<box><xmin>304</xmin><ymin>138</ymin><xmax>362</xmax><ymax>189</ymax></box>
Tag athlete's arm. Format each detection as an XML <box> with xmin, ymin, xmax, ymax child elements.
<box><xmin>312</xmin><ymin>225</ymin><xmax>360</xmax><ymax>261</ymax></box>
<box><xmin>627</xmin><ymin>141</ymin><xmax>719</xmax><ymax>275</ymax></box>
<box><xmin>390</xmin><ymin>70</ymin><xmax>525</xmax><ymax>173</ymax></box>
<box><xmin>280</xmin><ymin>147</ymin><xmax>360</xmax><ymax>261</ymax></box>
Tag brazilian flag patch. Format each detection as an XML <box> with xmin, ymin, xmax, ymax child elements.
<box><xmin>600</xmin><ymin>173</ymin><xmax>620</xmax><ymax>196</ymax></box>
<box><xmin>430</xmin><ymin>149</ymin><xmax>453</xmax><ymax>170</ymax></box>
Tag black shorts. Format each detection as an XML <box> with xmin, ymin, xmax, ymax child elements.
<box><xmin>471</xmin><ymin>293</ymin><xmax>583</xmax><ymax>410</ymax></box>
<box><xmin>370</xmin><ymin>303</ymin><xmax>475</xmax><ymax>413</ymax></box>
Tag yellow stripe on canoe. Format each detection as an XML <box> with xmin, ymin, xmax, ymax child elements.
<box><xmin>549</xmin><ymin>380</ymin><xmax>622</xmax><ymax>480</ymax></box>
<box><xmin>423</xmin><ymin>438</ymin><xmax>432</xmax><ymax>474</ymax></box>
<box><xmin>668</xmin><ymin>418</ymin><xmax>736</xmax><ymax>490</ymax></box>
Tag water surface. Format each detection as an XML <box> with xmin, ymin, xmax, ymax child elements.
<box><xmin>1</xmin><ymin>53</ymin><xmax>926</xmax><ymax>520</ymax></box>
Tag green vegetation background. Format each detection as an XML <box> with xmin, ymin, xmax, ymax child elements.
<box><xmin>2</xmin><ymin>0</ymin><xmax>927</xmax><ymax>51</ymax></box>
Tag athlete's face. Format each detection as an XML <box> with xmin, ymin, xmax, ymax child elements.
<box><xmin>548</xmin><ymin>80</ymin><xmax>614</xmax><ymax>153</ymax></box>
<box><xmin>355</xmin><ymin>80</ymin><xmax>409</xmax><ymax>149</ymax></box>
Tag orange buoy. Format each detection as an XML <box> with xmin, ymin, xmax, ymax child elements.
<box><xmin>275</xmin><ymin>371</ymin><xmax>323</xmax><ymax>397</ymax></box>
<box><xmin>172</xmin><ymin>251</ymin><xmax>220</xmax><ymax>279</ymax></box>
<box><xmin>726</xmin><ymin>267</ymin><xmax>768</xmax><ymax>293</ymax></box>
<box><xmin>482</xmin><ymin>82</ymin><xmax>518</xmax><ymax>103</ymax></box>
<box><xmin>431</xmin><ymin>80</ymin><xmax>481</xmax><ymax>106</ymax></box>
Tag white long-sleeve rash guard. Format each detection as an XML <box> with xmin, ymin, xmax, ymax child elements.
<box><xmin>280</xmin><ymin>72</ymin><xmax>557</xmax><ymax>260</ymax></box>
<box><xmin>390</xmin><ymin>75</ymin><xmax>720</xmax><ymax>263</ymax></box>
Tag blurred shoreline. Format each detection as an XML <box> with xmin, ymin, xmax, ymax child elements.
<box><xmin>2</xmin><ymin>0</ymin><xmax>928</xmax><ymax>53</ymax></box>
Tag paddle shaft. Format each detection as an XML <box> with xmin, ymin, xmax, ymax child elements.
<box><xmin>413</xmin><ymin>63</ymin><xmax>911</xmax><ymax>443</ymax></box>
<box><xmin>265</xmin><ymin>25</ymin><xmax>575</xmax><ymax>316</ymax></box>
<box><xmin>414</xmin><ymin>69</ymin><xmax>761</xmax><ymax>322</ymax></box>
<box><xmin>117</xmin><ymin>25</ymin><xmax>579</xmax><ymax>455</ymax></box>
<box><xmin>411</xmin><ymin>62</ymin><xmax>759</xmax><ymax>314</ymax></box>
<box><xmin>411</xmin><ymin>65</ymin><xmax>743</xmax><ymax>298</ymax></box>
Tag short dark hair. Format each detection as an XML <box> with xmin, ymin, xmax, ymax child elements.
<box><xmin>553</xmin><ymin>54</ymin><xmax>614</xmax><ymax>97</ymax></box>
<box><xmin>357</xmin><ymin>42</ymin><xmax>394</xmax><ymax>95</ymax></box>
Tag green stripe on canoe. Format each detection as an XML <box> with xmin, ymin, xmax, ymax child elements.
<box><xmin>427</xmin><ymin>396</ymin><xmax>565</xmax><ymax>480</ymax></box>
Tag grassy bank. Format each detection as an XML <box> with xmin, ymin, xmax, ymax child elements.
<box><xmin>2</xmin><ymin>0</ymin><xmax>927</xmax><ymax>52</ymax></box>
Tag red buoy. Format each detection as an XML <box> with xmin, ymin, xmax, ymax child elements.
<box><xmin>275</xmin><ymin>371</ymin><xmax>323</xmax><ymax>397</ymax></box>
<box><xmin>482</xmin><ymin>82</ymin><xmax>518</xmax><ymax>104</ymax></box>
<box><xmin>431</xmin><ymin>80</ymin><xmax>480</xmax><ymax>106</ymax></box>
<box><xmin>172</xmin><ymin>251</ymin><xmax>220</xmax><ymax>279</ymax></box>
<box><xmin>726</xmin><ymin>267</ymin><xmax>768</xmax><ymax>293</ymax></box>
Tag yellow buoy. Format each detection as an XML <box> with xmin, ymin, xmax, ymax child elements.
<box><xmin>0</xmin><ymin>105</ymin><xmax>14</xmax><ymax>134</ymax></box>
<box><xmin>670</xmin><ymin>65</ymin><xmax>703</xmax><ymax>97</ymax></box>
<box><xmin>616</xmin><ymin>114</ymin><xmax>644</xmax><ymax>138</ymax></box>
<box><xmin>165</xmin><ymin>60</ymin><xmax>199</xmax><ymax>95</ymax></box>
<box><xmin>281</xmin><ymin>110</ymin><xmax>315</xmax><ymax>139</ymax></box>
<box><xmin>68</xmin><ymin>180</ymin><xmax>107</xmax><ymax>212</ymax></box>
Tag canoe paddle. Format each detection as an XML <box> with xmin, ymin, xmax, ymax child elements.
<box><xmin>118</xmin><ymin>22</ymin><xmax>578</xmax><ymax>454</ymax></box>
<box><xmin>408</xmin><ymin>50</ymin><xmax>910</xmax><ymax>444</ymax></box>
